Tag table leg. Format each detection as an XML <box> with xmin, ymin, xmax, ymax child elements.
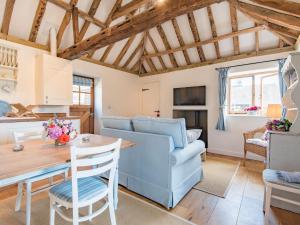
<box><xmin>114</xmin><ymin>165</ymin><xmax>119</xmax><ymax>210</ymax></box>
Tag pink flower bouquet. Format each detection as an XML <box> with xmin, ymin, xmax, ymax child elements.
<box><xmin>244</xmin><ymin>106</ymin><xmax>260</xmax><ymax>115</ymax></box>
<box><xmin>43</xmin><ymin>119</ymin><xmax>77</xmax><ymax>146</ymax></box>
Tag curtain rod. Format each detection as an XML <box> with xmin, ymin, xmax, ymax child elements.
<box><xmin>215</xmin><ymin>58</ymin><xmax>286</xmax><ymax>70</ymax></box>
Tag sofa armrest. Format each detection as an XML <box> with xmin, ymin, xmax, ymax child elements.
<box><xmin>170</xmin><ymin>140</ymin><xmax>205</xmax><ymax>166</ymax></box>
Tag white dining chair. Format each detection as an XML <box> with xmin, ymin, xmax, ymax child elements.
<box><xmin>263</xmin><ymin>169</ymin><xmax>300</xmax><ymax>225</ymax></box>
<box><xmin>13</xmin><ymin>130</ymin><xmax>70</xmax><ymax>225</ymax></box>
<box><xmin>48</xmin><ymin>138</ymin><xmax>121</xmax><ymax>225</ymax></box>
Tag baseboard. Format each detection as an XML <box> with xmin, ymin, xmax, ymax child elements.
<box><xmin>207</xmin><ymin>148</ymin><xmax>264</xmax><ymax>161</ymax></box>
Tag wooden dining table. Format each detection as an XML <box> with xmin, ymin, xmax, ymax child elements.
<box><xmin>0</xmin><ymin>134</ymin><xmax>135</xmax><ymax>209</ymax></box>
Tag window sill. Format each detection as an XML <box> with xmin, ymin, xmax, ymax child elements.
<box><xmin>226</xmin><ymin>114</ymin><xmax>268</xmax><ymax>118</ymax></box>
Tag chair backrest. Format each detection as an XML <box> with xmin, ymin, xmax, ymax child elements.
<box><xmin>70</xmin><ymin>138</ymin><xmax>122</xmax><ymax>206</ymax></box>
<box><xmin>13</xmin><ymin>130</ymin><xmax>43</xmax><ymax>143</ymax></box>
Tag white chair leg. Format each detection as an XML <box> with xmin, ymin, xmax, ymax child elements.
<box><xmin>49</xmin><ymin>200</ymin><xmax>55</xmax><ymax>225</ymax></box>
<box><xmin>26</xmin><ymin>182</ymin><xmax>32</xmax><ymax>225</ymax></box>
<box><xmin>264</xmin><ymin>184</ymin><xmax>272</xmax><ymax>225</ymax></box>
<box><xmin>15</xmin><ymin>182</ymin><xmax>23</xmax><ymax>211</ymax></box>
<box><xmin>108</xmin><ymin>193</ymin><xmax>117</xmax><ymax>225</ymax></box>
<box><xmin>89</xmin><ymin>204</ymin><xmax>93</xmax><ymax>221</ymax></box>
<box><xmin>73</xmin><ymin>207</ymin><xmax>79</xmax><ymax>225</ymax></box>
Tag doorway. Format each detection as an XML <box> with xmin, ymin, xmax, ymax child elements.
<box><xmin>70</xmin><ymin>75</ymin><xmax>95</xmax><ymax>134</ymax></box>
<box><xmin>141</xmin><ymin>82</ymin><xmax>160</xmax><ymax>117</ymax></box>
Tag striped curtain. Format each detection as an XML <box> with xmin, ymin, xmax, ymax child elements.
<box><xmin>278</xmin><ymin>59</ymin><xmax>287</xmax><ymax>119</ymax></box>
<box><xmin>73</xmin><ymin>75</ymin><xmax>93</xmax><ymax>87</ymax></box>
<box><xmin>216</xmin><ymin>67</ymin><xmax>230</xmax><ymax>131</ymax></box>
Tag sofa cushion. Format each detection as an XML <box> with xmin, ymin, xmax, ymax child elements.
<box><xmin>101</xmin><ymin>116</ymin><xmax>133</xmax><ymax>131</ymax></box>
<box><xmin>187</xmin><ymin>129</ymin><xmax>202</xmax><ymax>144</ymax></box>
<box><xmin>132</xmin><ymin>117</ymin><xmax>188</xmax><ymax>148</ymax></box>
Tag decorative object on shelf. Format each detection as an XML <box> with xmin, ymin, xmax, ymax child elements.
<box><xmin>265</xmin><ymin>119</ymin><xmax>292</xmax><ymax>132</ymax></box>
<box><xmin>43</xmin><ymin>118</ymin><xmax>77</xmax><ymax>146</ymax></box>
<box><xmin>6</xmin><ymin>103</ymin><xmax>39</xmax><ymax>118</ymax></box>
<box><xmin>244</xmin><ymin>106</ymin><xmax>260</xmax><ymax>115</ymax></box>
<box><xmin>281</xmin><ymin>52</ymin><xmax>300</xmax><ymax>133</ymax></box>
<box><xmin>0</xmin><ymin>45</ymin><xmax>18</xmax><ymax>68</ymax></box>
<box><xmin>0</xmin><ymin>100</ymin><xmax>12</xmax><ymax>116</ymax></box>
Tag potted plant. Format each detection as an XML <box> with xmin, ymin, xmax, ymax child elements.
<box><xmin>43</xmin><ymin>118</ymin><xmax>77</xmax><ymax>146</ymax></box>
<box><xmin>244</xmin><ymin>106</ymin><xmax>260</xmax><ymax>115</ymax></box>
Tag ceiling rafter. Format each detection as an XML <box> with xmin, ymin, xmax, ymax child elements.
<box><xmin>156</xmin><ymin>24</ymin><xmax>179</xmax><ymax>68</ymax></box>
<box><xmin>56</xmin><ymin>0</ymin><xmax>79</xmax><ymax>49</ymax></box>
<box><xmin>229</xmin><ymin>3</ymin><xmax>239</xmax><ymax>55</ymax></box>
<box><xmin>187</xmin><ymin>12</ymin><xmax>206</xmax><ymax>62</ymax></box>
<box><xmin>143</xmin><ymin>26</ymin><xmax>264</xmax><ymax>58</ymax></box>
<box><xmin>112</xmin><ymin>0</ymin><xmax>152</xmax><ymax>20</ymax></box>
<box><xmin>100</xmin><ymin>44</ymin><xmax>114</xmax><ymax>62</ymax></box>
<box><xmin>255</xmin><ymin>23</ymin><xmax>259</xmax><ymax>53</ymax></box>
<box><xmin>78</xmin><ymin>0</ymin><xmax>102</xmax><ymax>41</ymax></box>
<box><xmin>47</xmin><ymin>0</ymin><xmax>105</xmax><ymax>28</ymax></box>
<box><xmin>29</xmin><ymin>0</ymin><xmax>47</xmax><ymax>42</ymax></box>
<box><xmin>123</xmin><ymin>39</ymin><xmax>144</xmax><ymax>68</ymax></box>
<box><xmin>138</xmin><ymin>32</ymin><xmax>148</xmax><ymax>74</ymax></box>
<box><xmin>58</xmin><ymin>0</ymin><xmax>224</xmax><ymax>59</ymax></box>
<box><xmin>146</xmin><ymin>31</ymin><xmax>167</xmax><ymax>70</ymax></box>
<box><xmin>142</xmin><ymin>46</ymin><xmax>294</xmax><ymax>76</ymax></box>
<box><xmin>105</xmin><ymin>0</ymin><xmax>123</xmax><ymax>26</ymax></box>
<box><xmin>72</xmin><ymin>6</ymin><xmax>79</xmax><ymax>44</ymax></box>
<box><xmin>171</xmin><ymin>18</ymin><xmax>191</xmax><ymax>65</ymax></box>
<box><xmin>1</xmin><ymin>0</ymin><xmax>16</xmax><ymax>34</ymax></box>
<box><xmin>207</xmin><ymin>6</ymin><xmax>221</xmax><ymax>58</ymax></box>
<box><xmin>248</xmin><ymin>0</ymin><xmax>300</xmax><ymax>18</ymax></box>
<box><xmin>114</xmin><ymin>35</ymin><xmax>136</xmax><ymax>66</ymax></box>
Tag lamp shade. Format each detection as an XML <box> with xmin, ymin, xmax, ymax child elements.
<box><xmin>267</xmin><ymin>104</ymin><xmax>282</xmax><ymax>119</ymax></box>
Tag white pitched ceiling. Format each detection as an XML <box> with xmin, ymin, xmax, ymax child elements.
<box><xmin>0</xmin><ymin>0</ymin><xmax>298</xmax><ymax>76</ymax></box>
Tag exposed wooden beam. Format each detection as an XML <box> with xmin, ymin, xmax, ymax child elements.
<box><xmin>267</xmin><ymin>23</ymin><xmax>299</xmax><ymax>40</ymax></box>
<box><xmin>279</xmin><ymin>39</ymin><xmax>284</xmax><ymax>48</ymax></box>
<box><xmin>112</xmin><ymin>0</ymin><xmax>152</xmax><ymax>20</ymax></box>
<box><xmin>146</xmin><ymin>31</ymin><xmax>167</xmax><ymax>70</ymax></box>
<box><xmin>142</xmin><ymin>46</ymin><xmax>294</xmax><ymax>76</ymax></box>
<box><xmin>143</xmin><ymin>26</ymin><xmax>264</xmax><ymax>58</ymax></box>
<box><xmin>171</xmin><ymin>18</ymin><xmax>191</xmax><ymax>65</ymax></box>
<box><xmin>138</xmin><ymin>32</ymin><xmax>148</xmax><ymax>75</ymax></box>
<box><xmin>105</xmin><ymin>0</ymin><xmax>123</xmax><ymax>26</ymax></box>
<box><xmin>255</xmin><ymin>23</ymin><xmax>259</xmax><ymax>53</ymax></box>
<box><xmin>100</xmin><ymin>44</ymin><xmax>114</xmax><ymax>62</ymax></box>
<box><xmin>156</xmin><ymin>24</ymin><xmax>178</xmax><ymax>68</ymax></box>
<box><xmin>207</xmin><ymin>6</ymin><xmax>220</xmax><ymax>58</ymax></box>
<box><xmin>29</xmin><ymin>0</ymin><xmax>47</xmax><ymax>42</ymax></box>
<box><xmin>145</xmin><ymin>53</ymin><xmax>158</xmax><ymax>72</ymax></box>
<box><xmin>72</xmin><ymin>6</ymin><xmax>79</xmax><ymax>44</ymax></box>
<box><xmin>81</xmin><ymin>56</ymin><xmax>139</xmax><ymax>75</ymax></box>
<box><xmin>1</xmin><ymin>0</ymin><xmax>15</xmax><ymax>34</ymax></box>
<box><xmin>48</xmin><ymin>0</ymin><xmax>105</xmax><ymax>28</ymax></box>
<box><xmin>0</xmin><ymin>32</ymin><xmax>49</xmax><ymax>51</ymax></box>
<box><xmin>229</xmin><ymin>3</ymin><xmax>239</xmax><ymax>55</ymax></box>
<box><xmin>232</xmin><ymin>0</ymin><xmax>300</xmax><ymax>31</ymax></box>
<box><xmin>114</xmin><ymin>35</ymin><xmax>136</xmax><ymax>66</ymax></box>
<box><xmin>59</xmin><ymin>0</ymin><xmax>224</xmax><ymax>59</ymax></box>
<box><xmin>187</xmin><ymin>12</ymin><xmax>206</xmax><ymax>62</ymax></box>
<box><xmin>56</xmin><ymin>0</ymin><xmax>79</xmax><ymax>48</ymax></box>
<box><xmin>123</xmin><ymin>39</ymin><xmax>144</xmax><ymax>68</ymax></box>
<box><xmin>78</xmin><ymin>0</ymin><xmax>102</xmax><ymax>41</ymax></box>
<box><xmin>249</xmin><ymin>0</ymin><xmax>300</xmax><ymax>18</ymax></box>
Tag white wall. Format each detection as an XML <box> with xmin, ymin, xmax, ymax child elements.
<box><xmin>140</xmin><ymin>51</ymin><xmax>292</xmax><ymax>159</ymax></box>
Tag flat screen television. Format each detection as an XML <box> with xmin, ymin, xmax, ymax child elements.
<box><xmin>173</xmin><ymin>86</ymin><xmax>206</xmax><ymax>106</ymax></box>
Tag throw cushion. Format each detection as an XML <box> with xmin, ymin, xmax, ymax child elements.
<box><xmin>246</xmin><ymin>138</ymin><xmax>268</xmax><ymax>147</ymax></box>
<box><xmin>101</xmin><ymin>116</ymin><xmax>133</xmax><ymax>131</ymax></box>
<box><xmin>187</xmin><ymin>129</ymin><xmax>202</xmax><ymax>143</ymax></box>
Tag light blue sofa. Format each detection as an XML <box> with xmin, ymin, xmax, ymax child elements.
<box><xmin>100</xmin><ymin>116</ymin><xmax>204</xmax><ymax>208</ymax></box>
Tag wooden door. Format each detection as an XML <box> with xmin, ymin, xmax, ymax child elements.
<box><xmin>70</xmin><ymin>76</ymin><xmax>94</xmax><ymax>134</ymax></box>
<box><xmin>142</xmin><ymin>82</ymin><xmax>160</xmax><ymax>117</ymax></box>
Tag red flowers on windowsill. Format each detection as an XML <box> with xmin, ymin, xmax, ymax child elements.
<box><xmin>244</xmin><ymin>106</ymin><xmax>261</xmax><ymax>111</ymax></box>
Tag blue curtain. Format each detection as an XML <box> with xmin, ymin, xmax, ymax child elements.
<box><xmin>73</xmin><ymin>75</ymin><xmax>93</xmax><ymax>87</ymax></box>
<box><xmin>216</xmin><ymin>67</ymin><xmax>230</xmax><ymax>131</ymax></box>
<box><xmin>278</xmin><ymin>59</ymin><xmax>287</xmax><ymax>119</ymax></box>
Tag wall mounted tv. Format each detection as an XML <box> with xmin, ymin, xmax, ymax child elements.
<box><xmin>173</xmin><ymin>86</ymin><xmax>206</xmax><ymax>106</ymax></box>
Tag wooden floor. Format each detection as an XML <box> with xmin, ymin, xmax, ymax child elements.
<box><xmin>1</xmin><ymin>153</ymin><xmax>300</xmax><ymax>225</ymax></box>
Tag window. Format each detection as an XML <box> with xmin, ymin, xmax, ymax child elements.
<box><xmin>72</xmin><ymin>76</ymin><xmax>94</xmax><ymax>105</ymax></box>
<box><xmin>228</xmin><ymin>71</ymin><xmax>281</xmax><ymax>114</ymax></box>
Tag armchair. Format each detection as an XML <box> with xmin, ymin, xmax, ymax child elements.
<box><xmin>243</xmin><ymin>127</ymin><xmax>268</xmax><ymax>166</ymax></box>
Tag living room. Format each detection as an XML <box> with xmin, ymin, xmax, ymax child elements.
<box><xmin>0</xmin><ymin>0</ymin><xmax>300</xmax><ymax>225</ymax></box>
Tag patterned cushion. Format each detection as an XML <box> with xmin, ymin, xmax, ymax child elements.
<box><xmin>49</xmin><ymin>177</ymin><xmax>107</xmax><ymax>203</ymax></box>
<box><xmin>246</xmin><ymin>138</ymin><xmax>268</xmax><ymax>147</ymax></box>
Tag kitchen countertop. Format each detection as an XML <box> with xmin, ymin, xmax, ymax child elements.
<box><xmin>0</xmin><ymin>116</ymin><xmax>81</xmax><ymax>123</ymax></box>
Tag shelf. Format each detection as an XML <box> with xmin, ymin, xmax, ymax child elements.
<box><xmin>0</xmin><ymin>65</ymin><xmax>18</xmax><ymax>70</ymax></box>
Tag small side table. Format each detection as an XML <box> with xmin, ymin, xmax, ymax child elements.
<box><xmin>201</xmin><ymin>148</ymin><xmax>207</xmax><ymax>161</ymax></box>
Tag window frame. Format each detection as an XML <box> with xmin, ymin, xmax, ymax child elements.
<box><xmin>72</xmin><ymin>77</ymin><xmax>94</xmax><ymax>106</ymax></box>
<box><xmin>227</xmin><ymin>71</ymin><xmax>279</xmax><ymax>115</ymax></box>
